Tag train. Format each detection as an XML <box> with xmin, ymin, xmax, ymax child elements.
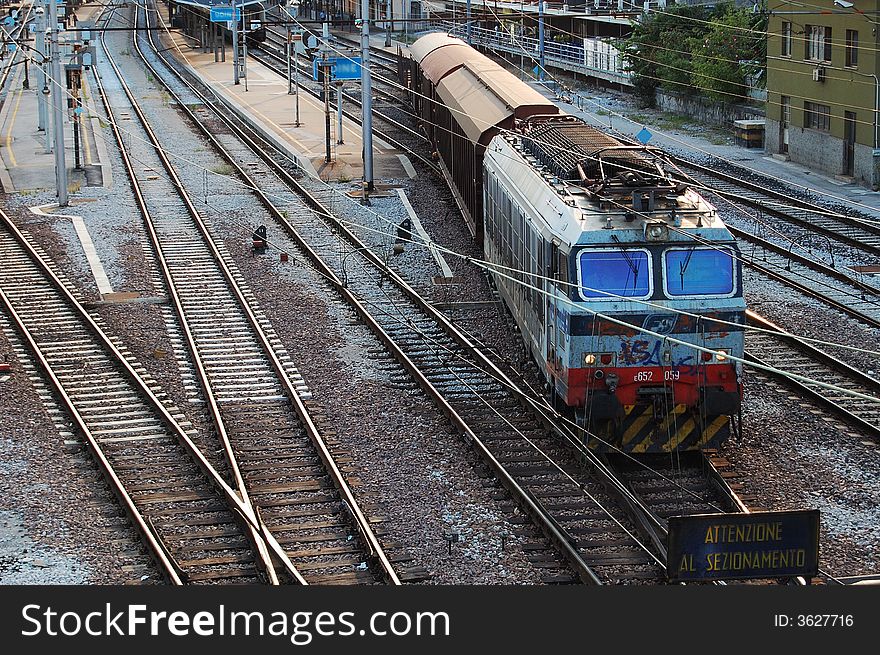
<box><xmin>401</xmin><ymin>34</ymin><xmax>746</xmax><ymax>453</ymax></box>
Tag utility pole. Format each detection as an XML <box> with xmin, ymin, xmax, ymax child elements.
<box><xmin>294</xmin><ymin>42</ymin><xmax>301</xmax><ymax>126</ymax></box>
<box><xmin>287</xmin><ymin>24</ymin><xmax>292</xmax><ymax>94</ymax></box>
<box><xmin>48</xmin><ymin>0</ymin><xmax>67</xmax><ymax>206</ymax></box>
<box><xmin>284</xmin><ymin>2</ymin><xmax>301</xmax><ymax>126</ymax></box>
<box><xmin>322</xmin><ymin>52</ymin><xmax>331</xmax><ymax>163</ymax></box>
<box><xmin>242</xmin><ymin>11</ymin><xmax>248</xmax><ymax>91</ymax></box>
<box><xmin>336</xmin><ymin>82</ymin><xmax>343</xmax><ymax>144</ymax></box>
<box><xmin>360</xmin><ymin>0</ymin><xmax>373</xmax><ymax>192</ymax></box>
<box><xmin>35</xmin><ymin>2</ymin><xmax>48</xmax><ymax>140</ymax></box>
<box><xmin>538</xmin><ymin>0</ymin><xmax>545</xmax><ymax>82</ymax></box>
<box><xmin>232</xmin><ymin>2</ymin><xmax>239</xmax><ymax>84</ymax></box>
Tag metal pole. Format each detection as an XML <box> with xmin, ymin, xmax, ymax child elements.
<box><xmin>232</xmin><ymin>4</ymin><xmax>239</xmax><ymax>84</ymax></box>
<box><xmin>322</xmin><ymin>53</ymin><xmax>331</xmax><ymax>162</ymax></box>
<box><xmin>538</xmin><ymin>0</ymin><xmax>545</xmax><ymax>81</ymax></box>
<box><xmin>48</xmin><ymin>0</ymin><xmax>68</xmax><ymax>206</ymax></box>
<box><xmin>336</xmin><ymin>82</ymin><xmax>343</xmax><ymax>144</ymax></box>
<box><xmin>242</xmin><ymin>12</ymin><xmax>248</xmax><ymax>91</ymax></box>
<box><xmin>287</xmin><ymin>26</ymin><xmax>292</xmax><ymax>93</ymax></box>
<box><xmin>385</xmin><ymin>0</ymin><xmax>391</xmax><ymax>47</ymax></box>
<box><xmin>294</xmin><ymin>45</ymin><xmax>300</xmax><ymax>125</ymax></box>
<box><xmin>73</xmin><ymin>95</ymin><xmax>81</xmax><ymax>170</ymax></box>
<box><xmin>36</xmin><ymin>2</ymin><xmax>47</xmax><ymax>134</ymax></box>
<box><xmin>360</xmin><ymin>0</ymin><xmax>373</xmax><ymax>191</ymax></box>
<box><xmin>466</xmin><ymin>0</ymin><xmax>471</xmax><ymax>43</ymax></box>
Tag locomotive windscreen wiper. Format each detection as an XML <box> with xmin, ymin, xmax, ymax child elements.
<box><xmin>612</xmin><ymin>236</ymin><xmax>641</xmax><ymax>290</ymax></box>
<box><xmin>679</xmin><ymin>245</ymin><xmax>697</xmax><ymax>289</ymax></box>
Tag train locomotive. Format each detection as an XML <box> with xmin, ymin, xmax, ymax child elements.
<box><xmin>403</xmin><ymin>34</ymin><xmax>745</xmax><ymax>453</ymax></box>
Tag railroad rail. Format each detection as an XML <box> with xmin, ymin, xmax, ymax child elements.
<box><xmin>0</xmin><ymin>211</ymin><xmax>286</xmax><ymax>584</ymax></box>
<box><xmin>254</xmin><ymin>24</ymin><xmax>435</xmax><ymax>156</ymax></box>
<box><xmin>668</xmin><ymin>154</ymin><xmax>880</xmax><ymax>258</ymax></box>
<box><xmin>144</xmin><ymin>2</ymin><xmax>692</xmax><ymax>585</ymax></box>
<box><xmin>95</xmin><ymin>3</ymin><xmax>402</xmax><ymax>585</ymax></box>
<box><xmin>745</xmin><ymin>311</ymin><xmax>880</xmax><ymax>440</ymax></box>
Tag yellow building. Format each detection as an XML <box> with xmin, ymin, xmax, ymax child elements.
<box><xmin>766</xmin><ymin>0</ymin><xmax>880</xmax><ymax>189</ymax></box>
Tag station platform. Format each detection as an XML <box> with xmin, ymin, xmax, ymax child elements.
<box><xmin>0</xmin><ymin>4</ymin><xmax>108</xmax><ymax>195</ymax></box>
<box><xmin>155</xmin><ymin>13</ymin><xmax>413</xmax><ymax>184</ymax></box>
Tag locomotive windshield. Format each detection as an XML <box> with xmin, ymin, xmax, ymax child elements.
<box><xmin>664</xmin><ymin>247</ymin><xmax>735</xmax><ymax>297</ymax></box>
<box><xmin>578</xmin><ymin>249</ymin><xmax>652</xmax><ymax>299</ymax></box>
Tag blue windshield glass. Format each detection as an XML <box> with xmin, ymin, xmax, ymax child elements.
<box><xmin>579</xmin><ymin>250</ymin><xmax>651</xmax><ymax>299</ymax></box>
<box><xmin>665</xmin><ymin>248</ymin><xmax>734</xmax><ymax>296</ymax></box>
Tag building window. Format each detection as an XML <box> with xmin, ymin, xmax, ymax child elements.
<box><xmin>781</xmin><ymin>22</ymin><xmax>792</xmax><ymax>57</ymax></box>
<box><xmin>804</xmin><ymin>102</ymin><xmax>831</xmax><ymax>132</ymax></box>
<box><xmin>846</xmin><ymin>29</ymin><xmax>859</xmax><ymax>67</ymax></box>
<box><xmin>805</xmin><ymin>25</ymin><xmax>832</xmax><ymax>62</ymax></box>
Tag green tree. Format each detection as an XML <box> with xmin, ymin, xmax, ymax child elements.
<box><xmin>622</xmin><ymin>3</ymin><xmax>768</xmax><ymax>106</ymax></box>
<box><xmin>690</xmin><ymin>4</ymin><xmax>767</xmax><ymax>101</ymax></box>
<box><xmin>622</xmin><ymin>5</ymin><xmax>711</xmax><ymax>106</ymax></box>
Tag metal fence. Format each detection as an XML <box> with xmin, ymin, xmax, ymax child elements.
<box><xmin>436</xmin><ymin>22</ymin><xmax>631</xmax><ymax>85</ymax></box>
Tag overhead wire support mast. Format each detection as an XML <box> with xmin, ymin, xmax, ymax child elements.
<box><xmin>360</xmin><ymin>0</ymin><xmax>373</xmax><ymax>192</ymax></box>
<box><xmin>48</xmin><ymin>0</ymin><xmax>67</xmax><ymax>206</ymax></box>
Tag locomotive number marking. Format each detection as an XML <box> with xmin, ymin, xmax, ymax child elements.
<box><xmin>632</xmin><ymin>370</ymin><xmax>681</xmax><ymax>382</ymax></box>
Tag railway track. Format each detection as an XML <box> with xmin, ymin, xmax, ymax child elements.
<box><xmin>93</xmin><ymin>4</ymin><xmax>403</xmax><ymax>585</ymax></box>
<box><xmin>148</xmin><ymin>7</ymin><xmax>852</xmax><ymax>585</ymax></box>
<box><xmin>734</xmin><ymin>227</ymin><xmax>880</xmax><ymax>328</ymax></box>
<box><xmin>145</xmin><ymin>4</ymin><xmax>704</xmax><ymax>585</ymax></box>
<box><xmin>0</xmin><ymin>212</ymin><xmax>280</xmax><ymax>584</ymax></box>
<box><xmin>668</xmin><ymin>155</ymin><xmax>880</xmax><ymax>257</ymax></box>
<box><xmin>744</xmin><ymin>311</ymin><xmax>880</xmax><ymax>440</ymax></box>
<box><xmin>254</xmin><ymin>23</ymin><xmax>434</xmax><ymax>156</ymax></box>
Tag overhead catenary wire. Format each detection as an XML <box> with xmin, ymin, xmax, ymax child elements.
<box><xmin>51</xmin><ymin>3</ymin><xmax>870</xmax><ymax>583</ymax></box>
<box><xmin>46</xmin><ymin>3</ymin><xmax>880</xmax><ymax>403</ymax></box>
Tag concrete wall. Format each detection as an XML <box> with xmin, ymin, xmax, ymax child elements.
<box><xmin>766</xmin><ymin>118</ymin><xmax>879</xmax><ymax>189</ymax></box>
<box><xmin>655</xmin><ymin>89</ymin><xmax>764</xmax><ymax>129</ymax></box>
<box><xmin>786</xmin><ymin>124</ymin><xmax>844</xmax><ymax>177</ymax></box>
<box><xmin>764</xmin><ymin>117</ymin><xmax>781</xmax><ymax>155</ymax></box>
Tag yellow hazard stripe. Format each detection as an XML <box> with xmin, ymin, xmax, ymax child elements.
<box><xmin>621</xmin><ymin>406</ymin><xmax>654</xmax><ymax>446</ymax></box>
<box><xmin>697</xmin><ymin>416</ymin><xmax>730</xmax><ymax>448</ymax></box>
<box><xmin>666</xmin><ymin>417</ymin><xmax>697</xmax><ymax>451</ymax></box>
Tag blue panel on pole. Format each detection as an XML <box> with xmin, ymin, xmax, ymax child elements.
<box><xmin>636</xmin><ymin>127</ymin><xmax>653</xmax><ymax>144</ymax></box>
<box><xmin>312</xmin><ymin>56</ymin><xmax>363</xmax><ymax>82</ymax></box>
<box><xmin>210</xmin><ymin>6</ymin><xmax>240</xmax><ymax>22</ymax></box>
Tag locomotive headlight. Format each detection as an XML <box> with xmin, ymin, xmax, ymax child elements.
<box><xmin>584</xmin><ymin>353</ymin><xmax>597</xmax><ymax>366</ymax></box>
<box><xmin>644</xmin><ymin>222</ymin><xmax>669</xmax><ymax>241</ymax></box>
<box><xmin>715</xmin><ymin>349</ymin><xmax>730</xmax><ymax>362</ymax></box>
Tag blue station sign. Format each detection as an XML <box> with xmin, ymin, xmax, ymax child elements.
<box><xmin>666</xmin><ymin>510</ymin><xmax>820</xmax><ymax>582</ymax></box>
<box><xmin>209</xmin><ymin>6</ymin><xmax>240</xmax><ymax>22</ymax></box>
<box><xmin>313</xmin><ymin>55</ymin><xmax>362</xmax><ymax>82</ymax></box>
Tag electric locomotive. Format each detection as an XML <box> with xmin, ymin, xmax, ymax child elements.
<box><xmin>403</xmin><ymin>34</ymin><xmax>745</xmax><ymax>452</ymax></box>
<box><xmin>483</xmin><ymin>117</ymin><xmax>744</xmax><ymax>452</ymax></box>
